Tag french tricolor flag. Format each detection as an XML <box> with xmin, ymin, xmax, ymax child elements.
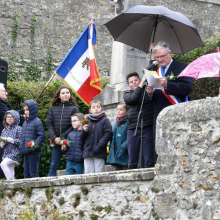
<box><xmin>55</xmin><ymin>21</ymin><xmax>102</xmax><ymax>106</ymax></box>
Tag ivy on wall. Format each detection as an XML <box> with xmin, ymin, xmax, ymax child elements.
<box><xmin>8</xmin><ymin>14</ymin><xmax>19</xmax><ymax>81</ymax></box>
<box><xmin>7</xmin><ymin>14</ymin><xmax>53</xmax><ymax>82</ymax></box>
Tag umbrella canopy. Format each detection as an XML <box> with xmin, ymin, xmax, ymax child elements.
<box><xmin>104</xmin><ymin>5</ymin><xmax>204</xmax><ymax>54</ymax></box>
<box><xmin>178</xmin><ymin>53</ymin><xmax>220</xmax><ymax>79</ymax></box>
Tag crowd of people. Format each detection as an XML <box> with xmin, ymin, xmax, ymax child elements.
<box><xmin>0</xmin><ymin>41</ymin><xmax>193</xmax><ymax>180</ymax></box>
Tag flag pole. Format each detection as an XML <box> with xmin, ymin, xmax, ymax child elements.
<box><xmin>35</xmin><ymin>73</ymin><xmax>55</xmax><ymax>102</ymax></box>
<box><xmin>88</xmin><ymin>12</ymin><xmax>99</xmax><ymax>25</ymax></box>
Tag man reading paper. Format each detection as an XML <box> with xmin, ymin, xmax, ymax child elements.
<box><xmin>146</xmin><ymin>41</ymin><xmax>193</xmax><ymax>164</ymax></box>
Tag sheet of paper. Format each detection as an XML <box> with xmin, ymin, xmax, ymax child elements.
<box><xmin>144</xmin><ymin>69</ymin><xmax>164</xmax><ymax>90</ymax></box>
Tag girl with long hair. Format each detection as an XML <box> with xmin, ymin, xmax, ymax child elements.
<box><xmin>47</xmin><ymin>85</ymin><xmax>79</xmax><ymax>176</ymax></box>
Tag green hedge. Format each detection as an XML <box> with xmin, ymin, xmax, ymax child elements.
<box><xmin>173</xmin><ymin>35</ymin><xmax>220</xmax><ymax>100</ymax></box>
<box><xmin>7</xmin><ymin>80</ymin><xmax>89</xmax><ymax>178</ymax></box>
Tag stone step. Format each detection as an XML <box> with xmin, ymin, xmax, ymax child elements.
<box><xmin>56</xmin><ymin>165</ymin><xmax>116</xmax><ymax>176</ymax></box>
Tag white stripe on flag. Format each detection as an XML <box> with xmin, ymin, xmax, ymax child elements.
<box><xmin>64</xmin><ymin>49</ymin><xmax>90</xmax><ymax>91</ymax></box>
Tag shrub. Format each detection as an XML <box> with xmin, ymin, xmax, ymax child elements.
<box><xmin>173</xmin><ymin>35</ymin><xmax>220</xmax><ymax>100</ymax></box>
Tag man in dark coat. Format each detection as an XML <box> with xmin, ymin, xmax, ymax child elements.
<box><xmin>0</xmin><ymin>83</ymin><xmax>10</xmax><ymax>179</ymax></box>
<box><xmin>147</xmin><ymin>41</ymin><xmax>193</xmax><ymax>163</ymax></box>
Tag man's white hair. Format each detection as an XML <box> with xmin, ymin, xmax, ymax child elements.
<box><xmin>0</xmin><ymin>83</ymin><xmax>5</xmax><ymax>89</ymax></box>
<box><xmin>152</xmin><ymin>41</ymin><xmax>171</xmax><ymax>54</ymax></box>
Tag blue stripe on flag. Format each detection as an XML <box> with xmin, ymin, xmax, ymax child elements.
<box><xmin>55</xmin><ymin>25</ymin><xmax>89</xmax><ymax>78</ymax></box>
<box><xmin>92</xmin><ymin>23</ymin><xmax>96</xmax><ymax>46</ymax></box>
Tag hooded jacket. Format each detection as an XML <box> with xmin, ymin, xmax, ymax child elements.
<box><xmin>1</xmin><ymin>110</ymin><xmax>22</xmax><ymax>163</ymax></box>
<box><xmin>19</xmin><ymin>100</ymin><xmax>45</xmax><ymax>155</ymax></box>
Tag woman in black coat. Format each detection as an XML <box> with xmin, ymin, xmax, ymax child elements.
<box><xmin>47</xmin><ymin>85</ymin><xmax>79</xmax><ymax>176</ymax></box>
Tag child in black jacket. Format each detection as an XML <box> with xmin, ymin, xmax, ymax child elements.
<box><xmin>124</xmin><ymin>72</ymin><xmax>154</xmax><ymax>169</ymax></box>
<box><xmin>81</xmin><ymin>100</ymin><xmax>112</xmax><ymax>174</ymax></box>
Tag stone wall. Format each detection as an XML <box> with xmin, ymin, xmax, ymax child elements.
<box><xmin>155</xmin><ymin>97</ymin><xmax>220</xmax><ymax>220</ymax></box>
<box><xmin>1</xmin><ymin>97</ymin><xmax>220</xmax><ymax>219</ymax></box>
<box><xmin>0</xmin><ymin>169</ymin><xmax>155</xmax><ymax>220</ymax></box>
<box><xmin>0</xmin><ymin>0</ymin><xmax>220</xmax><ymax>77</ymax></box>
<box><xmin>0</xmin><ymin>0</ymin><xmax>115</xmax><ymax>76</ymax></box>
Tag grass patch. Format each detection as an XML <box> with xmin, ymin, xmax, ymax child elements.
<box><xmin>80</xmin><ymin>186</ymin><xmax>89</xmax><ymax>195</ymax></box>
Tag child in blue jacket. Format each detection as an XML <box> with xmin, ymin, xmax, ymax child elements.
<box><xmin>64</xmin><ymin>113</ymin><xmax>85</xmax><ymax>175</ymax></box>
<box><xmin>19</xmin><ymin>100</ymin><xmax>45</xmax><ymax>178</ymax></box>
<box><xmin>107</xmin><ymin>102</ymin><xmax>128</xmax><ymax>170</ymax></box>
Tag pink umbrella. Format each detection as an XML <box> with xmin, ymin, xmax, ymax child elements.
<box><xmin>178</xmin><ymin>53</ymin><xmax>220</xmax><ymax>79</ymax></box>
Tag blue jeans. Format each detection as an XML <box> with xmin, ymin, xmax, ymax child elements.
<box><xmin>66</xmin><ymin>160</ymin><xmax>84</xmax><ymax>175</ymax></box>
<box><xmin>23</xmin><ymin>151</ymin><xmax>41</xmax><ymax>178</ymax></box>
<box><xmin>48</xmin><ymin>146</ymin><xmax>63</xmax><ymax>176</ymax></box>
<box><xmin>127</xmin><ymin>125</ymin><xmax>154</xmax><ymax>169</ymax></box>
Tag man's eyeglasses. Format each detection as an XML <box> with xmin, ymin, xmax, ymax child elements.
<box><xmin>72</xmin><ymin>120</ymin><xmax>80</xmax><ymax>123</ymax></box>
<box><xmin>6</xmin><ymin>117</ymin><xmax>14</xmax><ymax>119</ymax></box>
<box><xmin>155</xmin><ymin>52</ymin><xmax>169</xmax><ymax>60</ymax></box>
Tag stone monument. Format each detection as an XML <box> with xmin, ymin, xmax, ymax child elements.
<box><xmin>96</xmin><ymin>0</ymin><xmax>150</xmax><ymax>123</ymax></box>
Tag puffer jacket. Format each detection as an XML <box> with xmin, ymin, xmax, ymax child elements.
<box><xmin>124</xmin><ymin>86</ymin><xmax>154</xmax><ymax>130</ymax></box>
<box><xmin>81</xmin><ymin>116</ymin><xmax>113</xmax><ymax>160</ymax></box>
<box><xmin>47</xmin><ymin>101</ymin><xmax>79</xmax><ymax>141</ymax></box>
<box><xmin>19</xmin><ymin>100</ymin><xmax>45</xmax><ymax>155</ymax></box>
<box><xmin>1</xmin><ymin>110</ymin><xmax>22</xmax><ymax>163</ymax></box>
<box><xmin>106</xmin><ymin>118</ymin><xmax>128</xmax><ymax>166</ymax></box>
<box><xmin>65</xmin><ymin>129</ymin><xmax>84</xmax><ymax>163</ymax></box>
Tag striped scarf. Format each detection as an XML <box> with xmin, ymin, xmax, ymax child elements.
<box><xmin>87</xmin><ymin>110</ymin><xmax>105</xmax><ymax>121</ymax></box>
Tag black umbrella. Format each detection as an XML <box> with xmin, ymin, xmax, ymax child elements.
<box><xmin>104</xmin><ymin>5</ymin><xmax>204</xmax><ymax>54</ymax></box>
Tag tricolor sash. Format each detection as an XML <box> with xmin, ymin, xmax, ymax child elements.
<box><xmin>157</xmin><ymin>67</ymin><xmax>188</xmax><ymax>105</ymax></box>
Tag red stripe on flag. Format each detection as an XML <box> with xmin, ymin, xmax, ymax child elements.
<box><xmin>90</xmin><ymin>59</ymin><xmax>101</xmax><ymax>89</ymax></box>
<box><xmin>77</xmin><ymin>75</ymin><xmax>101</xmax><ymax>105</ymax></box>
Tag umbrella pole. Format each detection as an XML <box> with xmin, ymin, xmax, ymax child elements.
<box><xmin>148</xmin><ymin>15</ymin><xmax>159</xmax><ymax>62</ymax></box>
<box><xmin>152</xmin><ymin>15</ymin><xmax>158</xmax><ymax>43</ymax></box>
